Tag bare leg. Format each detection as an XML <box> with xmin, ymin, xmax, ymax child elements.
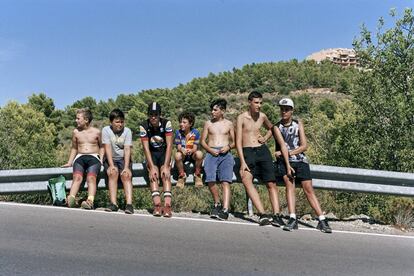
<box><xmin>86</xmin><ymin>175</ymin><xmax>97</xmax><ymax>198</ymax></box>
<box><xmin>302</xmin><ymin>180</ymin><xmax>323</xmax><ymax>216</ymax></box>
<box><xmin>222</xmin><ymin>182</ymin><xmax>231</xmax><ymax>210</ymax></box>
<box><xmin>208</xmin><ymin>182</ymin><xmax>220</xmax><ymax>204</ymax></box>
<box><xmin>193</xmin><ymin>151</ymin><xmax>203</xmax><ymax>174</ymax></box>
<box><xmin>69</xmin><ymin>174</ymin><xmax>83</xmax><ymax>197</ymax></box>
<box><xmin>121</xmin><ymin>171</ymin><xmax>133</xmax><ymax>205</ymax></box>
<box><xmin>175</xmin><ymin>152</ymin><xmax>185</xmax><ymax>175</ymax></box>
<box><xmin>149</xmin><ymin>166</ymin><xmax>161</xmax><ymax>206</ymax></box>
<box><xmin>242</xmin><ymin>172</ymin><xmax>265</xmax><ymax>214</ymax></box>
<box><xmin>161</xmin><ymin>165</ymin><xmax>172</xmax><ymax>206</ymax></box>
<box><xmin>284</xmin><ymin>175</ymin><xmax>296</xmax><ymax>215</ymax></box>
<box><xmin>266</xmin><ymin>182</ymin><xmax>280</xmax><ymax>214</ymax></box>
<box><xmin>107</xmin><ymin>168</ymin><xmax>119</xmax><ymax>204</ymax></box>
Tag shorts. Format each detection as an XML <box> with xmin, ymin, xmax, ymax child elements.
<box><xmin>204</xmin><ymin>149</ymin><xmax>235</xmax><ymax>183</ymax></box>
<box><xmin>73</xmin><ymin>154</ymin><xmax>101</xmax><ymax>177</ymax></box>
<box><xmin>242</xmin><ymin>144</ymin><xmax>276</xmax><ymax>183</ymax></box>
<box><xmin>104</xmin><ymin>158</ymin><xmax>132</xmax><ymax>186</ymax></box>
<box><xmin>275</xmin><ymin>159</ymin><xmax>312</xmax><ymax>183</ymax></box>
<box><xmin>149</xmin><ymin>151</ymin><xmax>166</xmax><ymax>168</ymax></box>
<box><xmin>103</xmin><ymin>158</ymin><xmax>133</xmax><ymax>174</ymax></box>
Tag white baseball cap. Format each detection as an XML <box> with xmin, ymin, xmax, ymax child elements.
<box><xmin>278</xmin><ymin>98</ymin><xmax>294</xmax><ymax>108</ymax></box>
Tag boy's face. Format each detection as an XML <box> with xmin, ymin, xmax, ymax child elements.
<box><xmin>279</xmin><ymin>106</ymin><xmax>293</xmax><ymax>120</ymax></box>
<box><xmin>148</xmin><ymin>112</ymin><xmax>160</xmax><ymax>127</ymax></box>
<box><xmin>179</xmin><ymin>118</ymin><xmax>192</xmax><ymax>132</ymax></box>
<box><xmin>111</xmin><ymin>118</ymin><xmax>125</xmax><ymax>132</ymax></box>
<box><xmin>248</xmin><ymin>97</ymin><xmax>262</xmax><ymax>113</ymax></box>
<box><xmin>211</xmin><ymin>105</ymin><xmax>224</xmax><ymax>120</ymax></box>
<box><xmin>75</xmin><ymin>113</ymin><xmax>88</xmax><ymax>128</ymax></box>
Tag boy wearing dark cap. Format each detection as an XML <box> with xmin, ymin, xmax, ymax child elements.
<box><xmin>275</xmin><ymin>98</ymin><xmax>332</xmax><ymax>233</ymax></box>
<box><xmin>139</xmin><ymin>102</ymin><xmax>174</xmax><ymax>217</ymax></box>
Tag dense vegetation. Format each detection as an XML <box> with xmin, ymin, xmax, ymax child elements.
<box><xmin>1</xmin><ymin>9</ymin><xmax>413</xmax><ymax>227</ymax></box>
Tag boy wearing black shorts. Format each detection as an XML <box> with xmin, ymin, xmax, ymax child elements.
<box><xmin>275</xmin><ymin>98</ymin><xmax>332</xmax><ymax>233</ymax></box>
<box><xmin>139</xmin><ymin>102</ymin><xmax>173</xmax><ymax>217</ymax></box>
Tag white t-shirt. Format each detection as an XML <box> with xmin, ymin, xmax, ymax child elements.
<box><xmin>102</xmin><ymin>126</ymin><xmax>133</xmax><ymax>160</ymax></box>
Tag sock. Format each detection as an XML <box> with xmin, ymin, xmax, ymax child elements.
<box><xmin>290</xmin><ymin>213</ymin><xmax>296</xmax><ymax>219</ymax></box>
<box><xmin>87</xmin><ymin>196</ymin><xmax>94</xmax><ymax>203</ymax></box>
<box><xmin>319</xmin><ymin>215</ymin><xmax>326</xmax><ymax>221</ymax></box>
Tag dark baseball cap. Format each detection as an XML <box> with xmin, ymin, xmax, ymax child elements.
<box><xmin>148</xmin><ymin>102</ymin><xmax>161</xmax><ymax>115</ymax></box>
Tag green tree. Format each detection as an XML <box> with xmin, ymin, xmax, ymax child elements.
<box><xmin>0</xmin><ymin>102</ymin><xmax>57</xmax><ymax>169</ymax></box>
<box><xmin>27</xmin><ymin>93</ymin><xmax>55</xmax><ymax>117</ymax></box>
<box><xmin>328</xmin><ymin>8</ymin><xmax>414</xmax><ymax>172</ymax></box>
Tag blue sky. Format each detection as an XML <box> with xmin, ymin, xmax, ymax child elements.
<box><xmin>0</xmin><ymin>0</ymin><xmax>411</xmax><ymax>109</ymax></box>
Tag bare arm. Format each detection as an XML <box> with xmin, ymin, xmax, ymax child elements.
<box><xmin>259</xmin><ymin>114</ymin><xmax>273</xmax><ymax>143</ymax></box>
<box><xmin>62</xmin><ymin>130</ymin><xmax>78</xmax><ymax>167</ymax></box>
<box><xmin>122</xmin><ymin>145</ymin><xmax>132</xmax><ymax>176</ymax></box>
<box><xmin>98</xmin><ymin>130</ymin><xmax>104</xmax><ymax>164</ymax></box>
<box><xmin>273</xmin><ymin>127</ymin><xmax>293</xmax><ymax>178</ymax></box>
<box><xmin>219</xmin><ymin>121</ymin><xmax>235</xmax><ymax>154</ymax></box>
<box><xmin>200</xmin><ymin>121</ymin><xmax>218</xmax><ymax>156</ymax></box>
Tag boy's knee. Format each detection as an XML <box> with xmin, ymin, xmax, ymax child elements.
<box><xmin>175</xmin><ymin>152</ymin><xmax>183</xmax><ymax>161</ymax></box>
<box><xmin>194</xmin><ymin>150</ymin><xmax>203</xmax><ymax>160</ymax></box>
<box><xmin>107</xmin><ymin>168</ymin><xmax>119</xmax><ymax>177</ymax></box>
<box><xmin>72</xmin><ymin>174</ymin><xmax>83</xmax><ymax>183</ymax></box>
<box><xmin>121</xmin><ymin>172</ymin><xmax>131</xmax><ymax>182</ymax></box>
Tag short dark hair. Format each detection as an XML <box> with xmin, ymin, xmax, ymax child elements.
<box><xmin>210</xmin><ymin>98</ymin><xmax>227</xmax><ymax>110</ymax></box>
<box><xmin>76</xmin><ymin>108</ymin><xmax>93</xmax><ymax>123</ymax></box>
<box><xmin>109</xmin><ymin>108</ymin><xmax>125</xmax><ymax>122</ymax></box>
<box><xmin>178</xmin><ymin>111</ymin><xmax>195</xmax><ymax>127</ymax></box>
<box><xmin>248</xmin><ymin>91</ymin><xmax>263</xmax><ymax>101</ymax></box>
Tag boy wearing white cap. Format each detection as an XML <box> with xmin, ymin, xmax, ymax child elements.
<box><xmin>275</xmin><ymin>98</ymin><xmax>332</xmax><ymax>233</ymax></box>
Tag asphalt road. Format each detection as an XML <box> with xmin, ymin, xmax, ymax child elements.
<box><xmin>1</xmin><ymin>202</ymin><xmax>414</xmax><ymax>276</ymax></box>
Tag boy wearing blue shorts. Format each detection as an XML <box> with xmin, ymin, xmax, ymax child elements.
<box><xmin>174</xmin><ymin>111</ymin><xmax>204</xmax><ymax>188</ymax></box>
<box><xmin>200</xmin><ymin>99</ymin><xmax>235</xmax><ymax>220</ymax></box>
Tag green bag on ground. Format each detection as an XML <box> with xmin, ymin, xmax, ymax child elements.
<box><xmin>47</xmin><ymin>175</ymin><xmax>67</xmax><ymax>206</ymax></box>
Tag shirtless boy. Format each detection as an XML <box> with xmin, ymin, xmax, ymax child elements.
<box><xmin>275</xmin><ymin>98</ymin><xmax>332</xmax><ymax>233</ymax></box>
<box><xmin>236</xmin><ymin>91</ymin><xmax>292</xmax><ymax>226</ymax></box>
<box><xmin>139</xmin><ymin>102</ymin><xmax>173</xmax><ymax>217</ymax></box>
<box><xmin>62</xmin><ymin>108</ymin><xmax>104</xmax><ymax>209</ymax></box>
<box><xmin>200</xmin><ymin>99</ymin><xmax>235</xmax><ymax>220</ymax></box>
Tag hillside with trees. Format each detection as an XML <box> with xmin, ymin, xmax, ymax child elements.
<box><xmin>1</xmin><ymin>9</ymin><xmax>413</xmax><ymax>226</ymax></box>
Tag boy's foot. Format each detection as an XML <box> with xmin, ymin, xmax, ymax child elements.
<box><xmin>194</xmin><ymin>174</ymin><xmax>203</xmax><ymax>188</ymax></box>
<box><xmin>176</xmin><ymin>173</ymin><xmax>186</xmax><ymax>189</ymax></box>
<box><xmin>67</xmin><ymin>195</ymin><xmax>77</xmax><ymax>208</ymax></box>
<box><xmin>271</xmin><ymin>214</ymin><xmax>286</xmax><ymax>227</ymax></box>
<box><xmin>81</xmin><ymin>199</ymin><xmax>94</xmax><ymax>210</ymax></box>
<box><xmin>317</xmin><ymin>219</ymin><xmax>332</xmax><ymax>233</ymax></box>
<box><xmin>153</xmin><ymin>204</ymin><xmax>162</xmax><ymax>217</ymax></box>
<box><xmin>163</xmin><ymin>205</ymin><xmax>172</xmax><ymax>218</ymax></box>
<box><xmin>105</xmin><ymin>203</ymin><xmax>119</xmax><ymax>212</ymax></box>
<box><xmin>125</xmin><ymin>204</ymin><xmax>134</xmax><ymax>214</ymax></box>
<box><xmin>258</xmin><ymin>214</ymin><xmax>272</xmax><ymax>226</ymax></box>
<box><xmin>210</xmin><ymin>203</ymin><xmax>222</xmax><ymax>219</ymax></box>
<box><xmin>217</xmin><ymin>209</ymin><xmax>229</xmax><ymax>221</ymax></box>
<box><xmin>283</xmin><ymin>217</ymin><xmax>298</xmax><ymax>231</ymax></box>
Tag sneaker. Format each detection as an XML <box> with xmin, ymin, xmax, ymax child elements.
<box><xmin>176</xmin><ymin>174</ymin><xmax>186</xmax><ymax>189</ymax></box>
<box><xmin>259</xmin><ymin>214</ymin><xmax>272</xmax><ymax>226</ymax></box>
<box><xmin>271</xmin><ymin>214</ymin><xmax>286</xmax><ymax>227</ymax></box>
<box><xmin>124</xmin><ymin>204</ymin><xmax>134</xmax><ymax>214</ymax></box>
<box><xmin>210</xmin><ymin>203</ymin><xmax>222</xmax><ymax>219</ymax></box>
<box><xmin>153</xmin><ymin>204</ymin><xmax>162</xmax><ymax>217</ymax></box>
<box><xmin>105</xmin><ymin>203</ymin><xmax>119</xmax><ymax>212</ymax></box>
<box><xmin>217</xmin><ymin>209</ymin><xmax>229</xmax><ymax>220</ymax></box>
<box><xmin>67</xmin><ymin>195</ymin><xmax>77</xmax><ymax>208</ymax></box>
<box><xmin>283</xmin><ymin>217</ymin><xmax>298</xmax><ymax>231</ymax></box>
<box><xmin>163</xmin><ymin>204</ymin><xmax>172</xmax><ymax>218</ymax></box>
<box><xmin>194</xmin><ymin>174</ymin><xmax>203</xmax><ymax>188</ymax></box>
<box><xmin>317</xmin><ymin>219</ymin><xmax>332</xmax><ymax>233</ymax></box>
<box><xmin>81</xmin><ymin>199</ymin><xmax>94</xmax><ymax>210</ymax></box>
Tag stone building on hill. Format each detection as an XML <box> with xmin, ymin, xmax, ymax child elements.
<box><xmin>306</xmin><ymin>48</ymin><xmax>358</xmax><ymax>67</ymax></box>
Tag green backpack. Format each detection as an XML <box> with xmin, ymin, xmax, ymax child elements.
<box><xmin>48</xmin><ymin>175</ymin><xmax>67</xmax><ymax>206</ymax></box>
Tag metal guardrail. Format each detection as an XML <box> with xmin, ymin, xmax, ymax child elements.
<box><xmin>1</xmin><ymin>161</ymin><xmax>413</xmax><ymax>197</ymax></box>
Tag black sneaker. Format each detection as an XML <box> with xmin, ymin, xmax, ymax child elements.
<box><xmin>210</xmin><ymin>203</ymin><xmax>222</xmax><ymax>219</ymax></box>
<box><xmin>259</xmin><ymin>214</ymin><xmax>272</xmax><ymax>226</ymax></box>
<box><xmin>271</xmin><ymin>214</ymin><xmax>286</xmax><ymax>227</ymax></box>
<box><xmin>217</xmin><ymin>209</ymin><xmax>229</xmax><ymax>220</ymax></box>
<box><xmin>125</xmin><ymin>204</ymin><xmax>134</xmax><ymax>214</ymax></box>
<box><xmin>105</xmin><ymin>203</ymin><xmax>119</xmax><ymax>212</ymax></box>
<box><xmin>283</xmin><ymin>217</ymin><xmax>298</xmax><ymax>231</ymax></box>
<box><xmin>317</xmin><ymin>219</ymin><xmax>332</xmax><ymax>233</ymax></box>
